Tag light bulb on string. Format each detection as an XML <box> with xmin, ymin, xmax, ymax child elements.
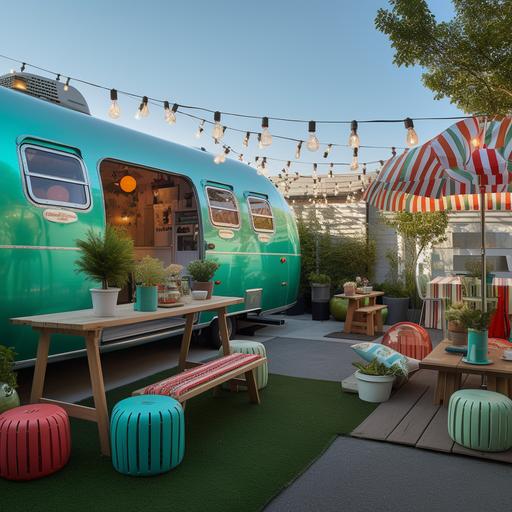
<box><xmin>328</xmin><ymin>163</ymin><xmax>334</xmax><ymax>178</ymax></box>
<box><xmin>334</xmin><ymin>183</ymin><xmax>339</xmax><ymax>196</ymax></box>
<box><xmin>214</xmin><ymin>146</ymin><xmax>230</xmax><ymax>164</ymax></box>
<box><xmin>349</xmin><ymin>120</ymin><xmax>360</xmax><ymax>148</ymax></box>
<box><xmin>362</xmin><ymin>163</ymin><xmax>367</xmax><ymax>175</ymax></box>
<box><xmin>164</xmin><ymin>101</ymin><xmax>178</xmax><ymax>124</ymax></box>
<box><xmin>63</xmin><ymin>78</ymin><xmax>70</xmax><ymax>91</ymax></box>
<box><xmin>350</xmin><ymin>148</ymin><xmax>359</xmax><ymax>170</ymax></box>
<box><xmin>306</xmin><ymin>121</ymin><xmax>320</xmax><ymax>151</ymax></box>
<box><xmin>312</xmin><ymin>163</ymin><xmax>318</xmax><ymax>179</ymax></box>
<box><xmin>260</xmin><ymin>116</ymin><xmax>272</xmax><ymax>147</ymax></box>
<box><xmin>404</xmin><ymin>117</ymin><xmax>418</xmax><ymax>147</ymax></box>
<box><xmin>195</xmin><ymin>120</ymin><xmax>205</xmax><ymax>138</ymax></box>
<box><xmin>135</xmin><ymin>96</ymin><xmax>149</xmax><ymax>119</ymax></box>
<box><xmin>108</xmin><ymin>89</ymin><xmax>121</xmax><ymax>119</ymax></box>
<box><xmin>212</xmin><ymin>111</ymin><xmax>224</xmax><ymax>142</ymax></box>
<box><xmin>55</xmin><ymin>74</ymin><xmax>60</xmax><ymax>82</ymax></box>
<box><xmin>391</xmin><ymin>147</ymin><xmax>396</xmax><ymax>157</ymax></box>
<box><xmin>243</xmin><ymin>131</ymin><xmax>251</xmax><ymax>147</ymax></box>
<box><xmin>20</xmin><ymin>63</ymin><xmax>26</xmax><ymax>72</ymax></box>
<box><xmin>285</xmin><ymin>160</ymin><xmax>291</xmax><ymax>174</ymax></box>
<box><xmin>295</xmin><ymin>141</ymin><xmax>303</xmax><ymax>159</ymax></box>
<box><xmin>323</xmin><ymin>144</ymin><xmax>333</xmax><ymax>159</ymax></box>
<box><xmin>238</xmin><ymin>153</ymin><xmax>244</xmax><ymax>162</ymax></box>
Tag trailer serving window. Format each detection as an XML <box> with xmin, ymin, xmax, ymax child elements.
<box><xmin>206</xmin><ymin>186</ymin><xmax>240</xmax><ymax>228</ymax></box>
<box><xmin>20</xmin><ymin>145</ymin><xmax>91</xmax><ymax>209</ymax></box>
<box><xmin>247</xmin><ymin>196</ymin><xmax>274</xmax><ymax>232</ymax></box>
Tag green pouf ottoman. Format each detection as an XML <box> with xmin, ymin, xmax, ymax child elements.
<box><xmin>448</xmin><ymin>389</ymin><xmax>512</xmax><ymax>452</ymax></box>
<box><xmin>219</xmin><ymin>340</ymin><xmax>268</xmax><ymax>389</ymax></box>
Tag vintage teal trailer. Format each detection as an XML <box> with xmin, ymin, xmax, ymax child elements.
<box><xmin>0</xmin><ymin>74</ymin><xmax>300</xmax><ymax>366</ymax></box>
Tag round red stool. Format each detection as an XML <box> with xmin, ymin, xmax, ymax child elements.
<box><xmin>0</xmin><ymin>404</ymin><xmax>71</xmax><ymax>480</ymax></box>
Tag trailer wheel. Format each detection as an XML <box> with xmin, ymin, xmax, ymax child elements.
<box><xmin>209</xmin><ymin>316</ymin><xmax>238</xmax><ymax>349</ymax></box>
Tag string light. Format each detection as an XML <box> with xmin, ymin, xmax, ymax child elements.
<box><xmin>295</xmin><ymin>141</ymin><xmax>303</xmax><ymax>159</ymax></box>
<box><xmin>195</xmin><ymin>120</ymin><xmax>205</xmax><ymax>138</ymax></box>
<box><xmin>55</xmin><ymin>74</ymin><xmax>60</xmax><ymax>82</ymax></box>
<box><xmin>391</xmin><ymin>147</ymin><xmax>397</xmax><ymax>157</ymax></box>
<box><xmin>351</xmin><ymin>148</ymin><xmax>359</xmax><ymax>170</ymax></box>
<box><xmin>20</xmin><ymin>62</ymin><xmax>26</xmax><ymax>72</ymax></box>
<box><xmin>63</xmin><ymin>77</ymin><xmax>70</xmax><ymax>91</ymax></box>
<box><xmin>323</xmin><ymin>144</ymin><xmax>332</xmax><ymax>159</ymax></box>
<box><xmin>214</xmin><ymin>146</ymin><xmax>230</xmax><ymax>164</ymax></box>
<box><xmin>135</xmin><ymin>96</ymin><xmax>149</xmax><ymax>119</ymax></box>
<box><xmin>306</xmin><ymin>121</ymin><xmax>320</xmax><ymax>151</ymax></box>
<box><xmin>404</xmin><ymin>117</ymin><xmax>418</xmax><ymax>147</ymax></box>
<box><xmin>258</xmin><ymin>133</ymin><xmax>263</xmax><ymax>149</ymax></box>
<box><xmin>164</xmin><ymin>101</ymin><xmax>179</xmax><ymax>124</ymax></box>
<box><xmin>349</xmin><ymin>120</ymin><xmax>360</xmax><ymax>149</ymax></box>
<box><xmin>362</xmin><ymin>163</ymin><xmax>367</xmax><ymax>175</ymax></box>
<box><xmin>312</xmin><ymin>163</ymin><xmax>318</xmax><ymax>179</ymax></box>
<box><xmin>212</xmin><ymin>111</ymin><xmax>224</xmax><ymax>142</ymax></box>
<box><xmin>328</xmin><ymin>163</ymin><xmax>334</xmax><ymax>178</ymax></box>
<box><xmin>108</xmin><ymin>89</ymin><xmax>121</xmax><ymax>119</ymax></box>
<box><xmin>243</xmin><ymin>131</ymin><xmax>251</xmax><ymax>147</ymax></box>
<box><xmin>238</xmin><ymin>153</ymin><xmax>244</xmax><ymax>162</ymax></box>
<box><xmin>260</xmin><ymin>116</ymin><xmax>272</xmax><ymax>147</ymax></box>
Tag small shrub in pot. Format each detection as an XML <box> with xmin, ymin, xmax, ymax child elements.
<box><xmin>0</xmin><ymin>345</ymin><xmax>19</xmax><ymax>413</ymax></box>
<box><xmin>353</xmin><ymin>358</ymin><xmax>405</xmax><ymax>403</ymax></box>
<box><xmin>187</xmin><ymin>260</ymin><xmax>219</xmax><ymax>299</ymax></box>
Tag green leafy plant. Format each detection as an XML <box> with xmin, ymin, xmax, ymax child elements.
<box><xmin>464</xmin><ymin>260</ymin><xmax>494</xmax><ymax>279</ymax></box>
<box><xmin>187</xmin><ymin>259</ymin><xmax>219</xmax><ymax>282</ymax></box>
<box><xmin>75</xmin><ymin>226</ymin><xmax>134</xmax><ymax>289</ymax></box>
<box><xmin>0</xmin><ymin>345</ymin><xmax>17</xmax><ymax>388</ymax></box>
<box><xmin>376</xmin><ymin>281</ymin><xmax>409</xmax><ymax>298</ymax></box>
<box><xmin>134</xmin><ymin>256</ymin><xmax>166</xmax><ymax>287</ymax></box>
<box><xmin>458</xmin><ymin>308</ymin><xmax>494</xmax><ymax>332</ymax></box>
<box><xmin>445</xmin><ymin>302</ymin><xmax>470</xmax><ymax>324</ymax></box>
<box><xmin>308</xmin><ymin>273</ymin><xmax>331</xmax><ymax>285</ymax></box>
<box><xmin>352</xmin><ymin>358</ymin><xmax>405</xmax><ymax>377</ymax></box>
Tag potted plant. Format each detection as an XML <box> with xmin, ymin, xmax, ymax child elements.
<box><xmin>0</xmin><ymin>345</ymin><xmax>19</xmax><ymax>414</ymax></box>
<box><xmin>134</xmin><ymin>256</ymin><xmax>167</xmax><ymax>311</ymax></box>
<box><xmin>356</xmin><ymin>276</ymin><xmax>373</xmax><ymax>294</ymax></box>
<box><xmin>309</xmin><ymin>273</ymin><xmax>331</xmax><ymax>321</ymax></box>
<box><xmin>187</xmin><ymin>259</ymin><xmax>219</xmax><ymax>299</ymax></box>
<box><xmin>353</xmin><ymin>358</ymin><xmax>405</xmax><ymax>403</ymax></box>
<box><xmin>75</xmin><ymin>226</ymin><xmax>134</xmax><ymax>317</ymax></box>
<box><xmin>445</xmin><ymin>302</ymin><xmax>470</xmax><ymax>346</ymax></box>
<box><xmin>458</xmin><ymin>307</ymin><xmax>494</xmax><ymax>364</ymax></box>
<box><xmin>344</xmin><ymin>281</ymin><xmax>357</xmax><ymax>296</ymax></box>
<box><xmin>379</xmin><ymin>281</ymin><xmax>409</xmax><ymax>324</ymax></box>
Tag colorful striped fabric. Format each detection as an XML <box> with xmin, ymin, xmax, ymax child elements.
<box><xmin>364</xmin><ymin>117</ymin><xmax>512</xmax><ymax>212</ymax></box>
<box><xmin>425</xmin><ymin>276</ymin><xmax>462</xmax><ymax>329</ymax></box>
<box><xmin>141</xmin><ymin>352</ymin><xmax>262</xmax><ymax>398</ymax></box>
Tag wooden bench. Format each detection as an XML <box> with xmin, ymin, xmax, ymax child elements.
<box><xmin>132</xmin><ymin>352</ymin><xmax>266</xmax><ymax>408</ymax></box>
<box><xmin>354</xmin><ymin>304</ymin><xmax>387</xmax><ymax>336</ymax></box>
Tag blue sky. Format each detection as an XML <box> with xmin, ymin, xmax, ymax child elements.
<box><xmin>1</xmin><ymin>0</ymin><xmax>461</xmax><ymax>175</ymax></box>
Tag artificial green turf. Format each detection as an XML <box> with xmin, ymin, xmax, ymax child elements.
<box><xmin>0</xmin><ymin>372</ymin><xmax>375</xmax><ymax>512</ymax></box>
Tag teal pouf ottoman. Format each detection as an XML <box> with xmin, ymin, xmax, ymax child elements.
<box><xmin>219</xmin><ymin>339</ymin><xmax>268</xmax><ymax>389</ymax></box>
<box><xmin>448</xmin><ymin>389</ymin><xmax>512</xmax><ymax>452</ymax></box>
<box><xmin>110</xmin><ymin>395</ymin><xmax>185</xmax><ymax>476</ymax></box>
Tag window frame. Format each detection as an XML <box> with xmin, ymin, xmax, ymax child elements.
<box><xmin>205</xmin><ymin>185</ymin><xmax>241</xmax><ymax>229</ymax></box>
<box><xmin>247</xmin><ymin>195</ymin><xmax>275</xmax><ymax>233</ymax></box>
<box><xmin>20</xmin><ymin>143</ymin><xmax>92</xmax><ymax>210</ymax></box>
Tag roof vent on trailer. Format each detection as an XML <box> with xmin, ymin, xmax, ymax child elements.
<box><xmin>0</xmin><ymin>71</ymin><xmax>90</xmax><ymax>115</ymax></box>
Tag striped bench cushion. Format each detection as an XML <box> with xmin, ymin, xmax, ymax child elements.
<box><xmin>141</xmin><ymin>353</ymin><xmax>262</xmax><ymax>398</ymax></box>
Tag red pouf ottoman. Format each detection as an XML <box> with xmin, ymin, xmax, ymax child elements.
<box><xmin>0</xmin><ymin>404</ymin><xmax>71</xmax><ymax>480</ymax></box>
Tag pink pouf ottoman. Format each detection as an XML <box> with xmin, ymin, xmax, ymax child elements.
<box><xmin>0</xmin><ymin>404</ymin><xmax>71</xmax><ymax>480</ymax></box>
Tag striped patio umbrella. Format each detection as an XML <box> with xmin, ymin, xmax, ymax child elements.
<box><xmin>364</xmin><ymin>116</ymin><xmax>512</xmax><ymax>312</ymax></box>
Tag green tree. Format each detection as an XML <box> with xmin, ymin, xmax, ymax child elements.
<box><xmin>375</xmin><ymin>0</ymin><xmax>512</xmax><ymax>114</ymax></box>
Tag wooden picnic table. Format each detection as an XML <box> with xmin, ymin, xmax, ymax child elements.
<box><xmin>11</xmin><ymin>295</ymin><xmax>244</xmax><ymax>456</ymax></box>
<box><xmin>420</xmin><ymin>340</ymin><xmax>512</xmax><ymax>405</ymax></box>
<box><xmin>334</xmin><ymin>291</ymin><xmax>384</xmax><ymax>336</ymax></box>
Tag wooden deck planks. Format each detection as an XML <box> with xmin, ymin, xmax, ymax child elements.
<box><xmin>416</xmin><ymin>406</ymin><xmax>454</xmax><ymax>453</ymax></box>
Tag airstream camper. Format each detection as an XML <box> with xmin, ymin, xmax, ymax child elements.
<box><xmin>0</xmin><ymin>73</ymin><xmax>300</xmax><ymax>366</ymax></box>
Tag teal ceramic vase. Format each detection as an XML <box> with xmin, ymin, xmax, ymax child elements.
<box><xmin>465</xmin><ymin>329</ymin><xmax>489</xmax><ymax>364</ymax></box>
<box><xmin>134</xmin><ymin>285</ymin><xmax>158</xmax><ymax>312</ymax></box>
<box><xmin>0</xmin><ymin>383</ymin><xmax>20</xmax><ymax>414</ymax></box>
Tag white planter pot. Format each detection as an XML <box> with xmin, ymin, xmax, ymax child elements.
<box><xmin>90</xmin><ymin>288</ymin><xmax>120</xmax><ymax>317</ymax></box>
<box><xmin>355</xmin><ymin>370</ymin><xmax>395</xmax><ymax>403</ymax></box>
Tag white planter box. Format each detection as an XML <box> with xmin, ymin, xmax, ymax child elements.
<box><xmin>355</xmin><ymin>370</ymin><xmax>395</xmax><ymax>403</ymax></box>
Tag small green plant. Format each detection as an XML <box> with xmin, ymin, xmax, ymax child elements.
<box><xmin>134</xmin><ymin>256</ymin><xmax>166</xmax><ymax>286</ymax></box>
<box><xmin>458</xmin><ymin>308</ymin><xmax>494</xmax><ymax>332</ymax></box>
<box><xmin>308</xmin><ymin>273</ymin><xmax>331</xmax><ymax>285</ymax></box>
<box><xmin>344</xmin><ymin>281</ymin><xmax>357</xmax><ymax>288</ymax></box>
<box><xmin>465</xmin><ymin>260</ymin><xmax>494</xmax><ymax>279</ymax></box>
<box><xmin>187</xmin><ymin>260</ymin><xmax>219</xmax><ymax>282</ymax></box>
<box><xmin>0</xmin><ymin>345</ymin><xmax>17</xmax><ymax>388</ymax></box>
<box><xmin>378</xmin><ymin>281</ymin><xmax>409</xmax><ymax>298</ymax></box>
<box><xmin>352</xmin><ymin>358</ymin><xmax>405</xmax><ymax>377</ymax></box>
<box><xmin>75</xmin><ymin>226</ymin><xmax>134</xmax><ymax>289</ymax></box>
<box><xmin>445</xmin><ymin>302</ymin><xmax>470</xmax><ymax>325</ymax></box>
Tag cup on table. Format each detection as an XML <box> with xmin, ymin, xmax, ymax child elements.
<box><xmin>503</xmin><ymin>348</ymin><xmax>512</xmax><ymax>360</ymax></box>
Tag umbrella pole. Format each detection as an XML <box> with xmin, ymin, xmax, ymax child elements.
<box><xmin>480</xmin><ymin>186</ymin><xmax>486</xmax><ymax>313</ymax></box>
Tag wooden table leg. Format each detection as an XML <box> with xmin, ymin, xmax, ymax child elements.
<box><xmin>217</xmin><ymin>307</ymin><xmax>231</xmax><ymax>356</ymax></box>
<box><xmin>434</xmin><ymin>371</ymin><xmax>446</xmax><ymax>405</ymax></box>
<box><xmin>344</xmin><ymin>300</ymin><xmax>356</xmax><ymax>333</ymax></box>
<box><xmin>444</xmin><ymin>372</ymin><xmax>459</xmax><ymax>404</ymax></box>
<box><xmin>376</xmin><ymin>310</ymin><xmax>384</xmax><ymax>332</ymax></box>
<box><xmin>30</xmin><ymin>329</ymin><xmax>51</xmax><ymax>404</ymax></box>
<box><xmin>178</xmin><ymin>313</ymin><xmax>195</xmax><ymax>371</ymax></box>
<box><xmin>487</xmin><ymin>375</ymin><xmax>497</xmax><ymax>392</ymax></box>
<box><xmin>366</xmin><ymin>313</ymin><xmax>375</xmax><ymax>336</ymax></box>
<box><xmin>496</xmin><ymin>377</ymin><xmax>509</xmax><ymax>396</ymax></box>
<box><xmin>245</xmin><ymin>369</ymin><xmax>260</xmax><ymax>404</ymax></box>
<box><xmin>85</xmin><ymin>331</ymin><xmax>110</xmax><ymax>457</ymax></box>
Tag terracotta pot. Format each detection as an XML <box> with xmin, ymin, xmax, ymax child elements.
<box><xmin>192</xmin><ymin>281</ymin><xmax>214</xmax><ymax>299</ymax></box>
<box><xmin>344</xmin><ymin>284</ymin><xmax>356</xmax><ymax>296</ymax></box>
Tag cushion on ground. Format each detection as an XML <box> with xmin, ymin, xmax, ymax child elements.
<box><xmin>0</xmin><ymin>404</ymin><xmax>71</xmax><ymax>480</ymax></box>
<box><xmin>141</xmin><ymin>353</ymin><xmax>262</xmax><ymax>397</ymax></box>
<box><xmin>448</xmin><ymin>389</ymin><xmax>512</xmax><ymax>452</ymax></box>
<box><xmin>218</xmin><ymin>340</ymin><xmax>268</xmax><ymax>389</ymax></box>
<box><xmin>351</xmin><ymin>342</ymin><xmax>412</xmax><ymax>376</ymax></box>
<box><xmin>111</xmin><ymin>395</ymin><xmax>184</xmax><ymax>476</ymax></box>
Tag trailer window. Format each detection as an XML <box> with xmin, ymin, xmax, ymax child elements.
<box><xmin>248</xmin><ymin>196</ymin><xmax>274</xmax><ymax>232</ymax></box>
<box><xmin>21</xmin><ymin>145</ymin><xmax>91</xmax><ymax>209</ymax></box>
<box><xmin>206</xmin><ymin>186</ymin><xmax>240</xmax><ymax>228</ymax></box>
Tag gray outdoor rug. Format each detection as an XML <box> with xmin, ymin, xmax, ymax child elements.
<box><xmin>324</xmin><ymin>331</ymin><xmax>383</xmax><ymax>342</ymax></box>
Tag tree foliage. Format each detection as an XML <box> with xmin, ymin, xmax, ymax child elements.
<box><xmin>375</xmin><ymin>0</ymin><xmax>512</xmax><ymax>114</ymax></box>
